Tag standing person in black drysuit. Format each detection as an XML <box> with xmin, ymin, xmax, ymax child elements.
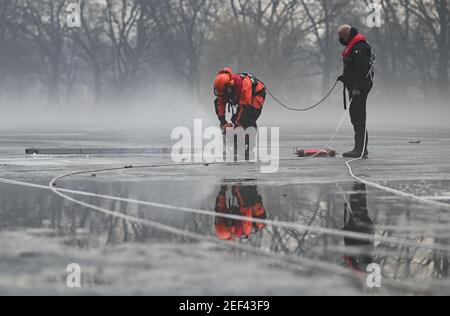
<box><xmin>337</xmin><ymin>25</ymin><xmax>374</xmax><ymax>158</ymax></box>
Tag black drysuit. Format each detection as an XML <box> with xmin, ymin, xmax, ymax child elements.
<box><xmin>342</xmin><ymin>40</ymin><xmax>373</xmax><ymax>154</ymax></box>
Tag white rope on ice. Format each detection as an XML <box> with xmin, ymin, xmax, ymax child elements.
<box><xmin>0</xmin><ymin>168</ymin><xmax>448</xmax><ymax>251</ymax></box>
<box><xmin>46</xmin><ymin>175</ymin><xmax>445</xmax><ymax>295</ymax></box>
<box><xmin>42</xmin><ymin>165</ymin><xmax>450</xmax><ymax>252</ymax></box>
<box><xmin>277</xmin><ymin>106</ymin><xmax>350</xmax><ymax>161</ymax></box>
<box><xmin>47</xmin><ymin>172</ymin><xmax>398</xmax><ymax>282</ymax></box>
<box><xmin>0</xmin><ymin>167</ymin><xmax>439</xmax><ymax>294</ymax></box>
<box><xmin>0</xmin><ymin>98</ymin><xmax>449</xmax><ymax>251</ymax></box>
<box><xmin>274</xmin><ymin>97</ymin><xmax>450</xmax><ymax>211</ymax></box>
<box><xmin>345</xmin><ymin>126</ymin><xmax>450</xmax><ymax>211</ymax></box>
<box><xmin>1</xmin><ymin>109</ymin><xmax>450</xmax><ymax>252</ymax></box>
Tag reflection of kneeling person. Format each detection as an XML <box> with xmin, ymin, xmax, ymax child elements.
<box><xmin>343</xmin><ymin>182</ymin><xmax>375</xmax><ymax>272</ymax></box>
<box><xmin>215</xmin><ymin>184</ymin><xmax>267</xmax><ymax>241</ymax></box>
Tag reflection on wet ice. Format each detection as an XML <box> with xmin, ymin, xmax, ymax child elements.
<box><xmin>214</xmin><ymin>184</ymin><xmax>267</xmax><ymax>241</ymax></box>
<box><xmin>343</xmin><ymin>182</ymin><xmax>374</xmax><ymax>273</ymax></box>
<box><xmin>1</xmin><ymin>177</ymin><xmax>450</xmax><ymax>293</ymax></box>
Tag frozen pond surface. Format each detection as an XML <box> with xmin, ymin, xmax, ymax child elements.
<box><xmin>1</xmin><ymin>127</ymin><xmax>450</xmax><ymax>295</ymax></box>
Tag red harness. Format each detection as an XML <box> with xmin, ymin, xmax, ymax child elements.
<box><xmin>342</xmin><ymin>33</ymin><xmax>367</xmax><ymax>59</ymax></box>
<box><xmin>232</xmin><ymin>74</ymin><xmax>243</xmax><ymax>102</ymax></box>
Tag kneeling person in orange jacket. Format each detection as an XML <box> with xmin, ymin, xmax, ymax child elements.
<box><xmin>214</xmin><ymin>68</ymin><xmax>266</xmax><ymax>130</ymax></box>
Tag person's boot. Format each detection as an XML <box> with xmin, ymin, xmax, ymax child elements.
<box><xmin>343</xmin><ymin>131</ymin><xmax>368</xmax><ymax>158</ymax></box>
<box><xmin>363</xmin><ymin>131</ymin><xmax>369</xmax><ymax>157</ymax></box>
<box><xmin>343</xmin><ymin>134</ymin><xmax>359</xmax><ymax>158</ymax></box>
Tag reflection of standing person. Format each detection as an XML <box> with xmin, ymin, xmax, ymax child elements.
<box><xmin>215</xmin><ymin>184</ymin><xmax>267</xmax><ymax>241</ymax></box>
<box><xmin>343</xmin><ymin>182</ymin><xmax>375</xmax><ymax>272</ymax></box>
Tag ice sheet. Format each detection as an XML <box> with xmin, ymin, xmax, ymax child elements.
<box><xmin>1</xmin><ymin>128</ymin><xmax>449</xmax><ymax>295</ymax></box>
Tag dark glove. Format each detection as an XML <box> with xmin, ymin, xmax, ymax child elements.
<box><xmin>220</xmin><ymin>185</ymin><xmax>228</xmax><ymax>194</ymax></box>
<box><xmin>352</xmin><ymin>89</ymin><xmax>361</xmax><ymax>97</ymax></box>
<box><xmin>219</xmin><ymin>116</ymin><xmax>228</xmax><ymax>127</ymax></box>
<box><xmin>220</xmin><ymin>116</ymin><xmax>234</xmax><ymax>132</ymax></box>
<box><xmin>221</xmin><ymin>123</ymin><xmax>234</xmax><ymax>131</ymax></box>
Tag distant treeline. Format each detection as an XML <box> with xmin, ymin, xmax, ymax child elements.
<box><xmin>0</xmin><ymin>0</ymin><xmax>448</xmax><ymax>108</ymax></box>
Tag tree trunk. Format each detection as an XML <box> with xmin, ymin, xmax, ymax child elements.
<box><xmin>93</xmin><ymin>66</ymin><xmax>102</xmax><ymax>105</ymax></box>
<box><xmin>48</xmin><ymin>60</ymin><xmax>61</xmax><ymax>108</ymax></box>
<box><xmin>436</xmin><ymin>0</ymin><xmax>449</xmax><ymax>96</ymax></box>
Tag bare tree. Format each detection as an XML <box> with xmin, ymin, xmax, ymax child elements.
<box><xmin>404</xmin><ymin>0</ymin><xmax>449</xmax><ymax>96</ymax></box>
<box><xmin>1</xmin><ymin>0</ymin><xmax>449</xmax><ymax>107</ymax></box>
<box><xmin>20</xmin><ymin>0</ymin><xmax>69</xmax><ymax>107</ymax></box>
<box><xmin>145</xmin><ymin>0</ymin><xmax>217</xmax><ymax>98</ymax></box>
<box><xmin>223</xmin><ymin>0</ymin><xmax>314</xmax><ymax>91</ymax></box>
<box><xmin>0</xmin><ymin>0</ymin><xmax>25</xmax><ymax>104</ymax></box>
<box><xmin>69</xmin><ymin>0</ymin><xmax>107</xmax><ymax>104</ymax></box>
<box><xmin>299</xmin><ymin>0</ymin><xmax>348</xmax><ymax>93</ymax></box>
<box><xmin>103</xmin><ymin>0</ymin><xmax>144</xmax><ymax>94</ymax></box>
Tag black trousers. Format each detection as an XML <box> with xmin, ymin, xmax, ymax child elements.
<box><xmin>232</xmin><ymin>106</ymin><xmax>262</xmax><ymax>130</ymax></box>
<box><xmin>349</xmin><ymin>91</ymin><xmax>368</xmax><ymax>137</ymax></box>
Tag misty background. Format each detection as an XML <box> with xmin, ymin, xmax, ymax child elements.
<box><xmin>0</xmin><ymin>0</ymin><xmax>449</xmax><ymax>131</ymax></box>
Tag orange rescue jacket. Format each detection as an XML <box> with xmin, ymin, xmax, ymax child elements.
<box><xmin>215</xmin><ymin>73</ymin><xmax>266</xmax><ymax>120</ymax></box>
